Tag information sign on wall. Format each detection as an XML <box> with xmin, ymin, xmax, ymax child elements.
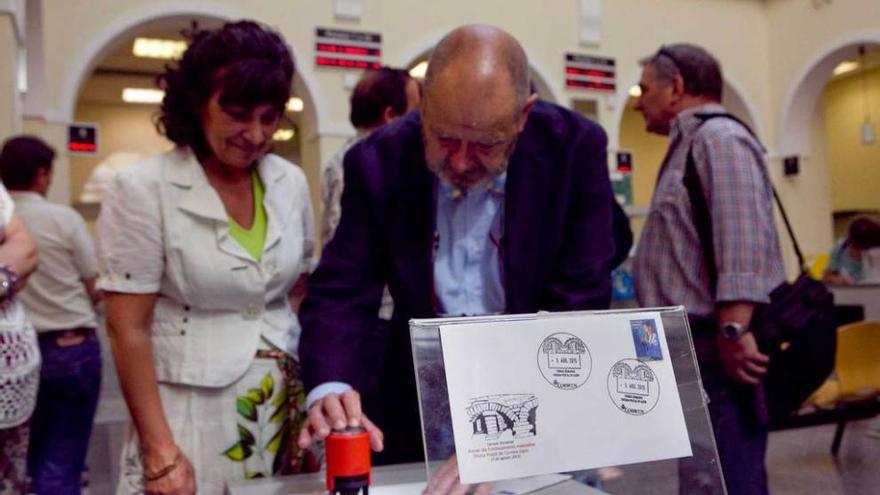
<box><xmin>617</xmin><ymin>151</ymin><xmax>633</xmax><ymax>173</ymax></box>
<box><xmin>67</xmin><ymin>123</ymin><xmax>98</xmax><ymax>154</ymax></box>
<box><xmin>315</xmin><ymin>27</ymin><xmax>381</xmax><ymax>70</ymax></box>
<box><xmin>565</xmin><ymin>53</ymin><xmax>616</xmax><ymax>93</ymax></box>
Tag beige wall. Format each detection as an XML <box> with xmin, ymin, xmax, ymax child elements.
<box><xmin>822</xmin><ymin>67</ymin><xmax>880</xmax><ymax>213</ymax></box>
<box><xmin>765</xmin><ymin>0</ymin><xmax>880</xmax><ymax>261</ymax></box>
<box><xmin>618</xmin><ymin>102</ymin><xmax>668</xmax><ymax>209</ymax></box>
<box><xmin>0</xmin><ymin>14</ymin><xmax>19</xmax><ymax>141</ymax></box>
<box><xmin>33</xmin><ymin>0</ymin><xmax>773</xmax><ymax>144</ymax></box>
<box><xmin>71</xmin><ymin>102</ymin><xmax>173</xmax><ymax>203</ymax></box>
<box><xmin>7</xmin><ymin>0</ymin><xmax>880</xmax><ymax>271</ymax></box>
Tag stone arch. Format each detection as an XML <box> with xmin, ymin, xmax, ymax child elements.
<box><xmin>56</xmin><ymin>2</ymin><xmax>324</xmax><ymax>131</ymax></box>
<box><xmin>778</xmin><ymin>32</ymin><xmax>880</xmax><ymax>157</ymax></box>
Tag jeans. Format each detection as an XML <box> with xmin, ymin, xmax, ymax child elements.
<box><xmin>27</xmin><ymin>329</ymin><xmax>101</xmax><ymax>495</ymax></box>
<box><xmin>690</xmin><ymin>317</ymin><xmax>769</xmax><ymax>495</ymax></box>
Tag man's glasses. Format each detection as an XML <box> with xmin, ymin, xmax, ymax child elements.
<box><xmin>657</xmin><ymin>47</ymin><xmax>683</xmax><ymax>73</ymax></box>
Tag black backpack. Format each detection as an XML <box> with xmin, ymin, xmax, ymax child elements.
<box><xmin>683</xmin><ymin>112</ymin><xmax>836</xmax><ymax>423</ymax></box>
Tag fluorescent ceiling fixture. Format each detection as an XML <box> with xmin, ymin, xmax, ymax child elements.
<box><xmin>273</xmin><ymin>128</ymin><xmax>295</xmax><ymax>141</ymax></box>
<box><xmin>628</xmin><ymin>85</ymin><xmax>641</xmax><ymax>97</ymax></box>
<box><xmin>122</xmin><ymin>88</ymin><xmax>164</xmax><ymax>104</ymax></box>
<box><xmin>409</xmin><ymin>61</ymin><xmax>428</xmax><ymax>79</ymax></box>
<box><xmin>832</xmin><ymin>60</ymin><xmax>859</xmax><ymax>77</ymax></box>
<box><xmin>132</xmin><ymin>37</ymin><xmax>187</xmax><ymax>60</ymax></box>
<box><xmin>287</xmin><ymin>97</ymin><xmax>304</xmax><ymax>112</ymax></box>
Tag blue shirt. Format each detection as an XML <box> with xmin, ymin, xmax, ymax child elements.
<box><xmin>433</xmin><ymin>174</ymin><xmax>506</xmax><ymax>316</ymax></box>
<box><xmin>827</xmin><ymin>239</ymin><xmax>864</xmax><ymax>282</ymax></box>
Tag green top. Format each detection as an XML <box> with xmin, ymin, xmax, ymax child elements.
<box><xmin>228</xmin><ymin>169</ymin><xmax>267</xmax><ymax>262</ymax></box>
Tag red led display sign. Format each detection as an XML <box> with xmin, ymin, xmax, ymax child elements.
<box><xmin>67</xmin><ymin>124</ymin><xmax>98</xmax><ymax>155</ymax></box>
<box><xmin>315</xmin><ymin>28</ymin><xmax>382</xmax><ymax>70</ymax></box>
<box><xmin>565</xmin><ymin>53</ymin><xmax>616</xmax><ymax>93</ymax></box>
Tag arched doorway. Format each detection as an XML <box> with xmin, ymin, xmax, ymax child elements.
<box><xmin>61</xmin><ymin>10</ymin><xmax>321</xmax><ymax>214</ymax></box>
<box><xmin>779</xmin><ymin>38</ymin><xmax>880</xmax><ymax>252</ymax></box>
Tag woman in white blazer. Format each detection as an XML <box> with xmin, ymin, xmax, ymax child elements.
<box><xmin>96</xmin><ymin>21</ymin><xmax>316</xmax><ymax>494</ymax></box>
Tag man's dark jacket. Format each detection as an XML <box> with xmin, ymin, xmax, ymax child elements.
<box><xmin>299</xmin><ymin>100</ymin><xmax>614</xmax><ymax>462</ymax></box>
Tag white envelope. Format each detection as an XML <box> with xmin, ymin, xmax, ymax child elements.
<box><xmin>439</xmin><ymin>311</ymin><xmax>692</xmax><ymax>484</ymax></box>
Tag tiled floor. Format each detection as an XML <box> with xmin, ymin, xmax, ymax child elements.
<box><xmin>767</xmin><ymin>419</ymin><xmax>880</xmax><ymax>495</ymax></box>
<box><xmin>86</xmin><ymin>410</ymin><xmax>880</xmax><ymax>493</ymax></box>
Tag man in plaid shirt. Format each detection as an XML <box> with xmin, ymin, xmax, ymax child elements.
<box><xmin>632</xmin><ymin>44</ymin><xmax>785</xmax><ymax>495</ymax></box>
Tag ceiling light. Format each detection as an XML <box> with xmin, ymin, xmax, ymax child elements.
<box><xmin>832</xmin><ymin>60</ymin><xmax>858</xmax><ymax>77</ymax></box>
<box><xmin>409</xmin><ymin>61</ymin><xmax>428</xmax><ymax>79</ymax></box>
<box><xmin>122</xmin><ymin>88</ymin><xmax>164</xmax><ymax>104</ymax></box>
<box><xmin>628</xmin><ymin>85</ymin><xmax>641</xmax><ymax>97</ymax></box>
<box><xmin>132</xmin><ymin>37</ymin><xmax>187</xmax><ymax>60</ymax></box>
<box><xmin>287</xmin><ymin>97</ymin><xmax>304</xmax><ymax>112</ymax></box>
<box><xmin>273</xmin><ymin>129</ymin><xmax>295</xmax><ymax>141</ymax></box>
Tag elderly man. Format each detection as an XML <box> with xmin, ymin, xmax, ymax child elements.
<box><xmin>631</xmin><ymin>44</ymin><xmax>784</xmax><ymax>495</ymax></box>
<box><xmin>298</xmin><ymin>25</ymin><xmax>614</xmax><ymax>466</ymax></box>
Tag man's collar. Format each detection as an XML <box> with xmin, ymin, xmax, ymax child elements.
<box><xmin>8</xmin><ymin>191</ymin><xmax>44</xmax><ymax>202</ymax></box>
<box><xmin>671</xmin><ymin>102</ymin><xmax>725</xmax><ymax>138</ymax></box>
<box><xmin>438</xmin><ymin>172</ymin><xmax>507</xmax><ymax>200</ymax></box>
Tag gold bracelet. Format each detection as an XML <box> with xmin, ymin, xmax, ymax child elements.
<box><xmin>144</xmin><ymin>449</ymin><xmax>184</xmax><ymax>482</ymax></box>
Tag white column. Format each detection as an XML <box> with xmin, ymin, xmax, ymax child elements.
<box><xmin>0</xmin><ymin>0</ymin><xmax>24</xmax><ymax>141</ymax></box>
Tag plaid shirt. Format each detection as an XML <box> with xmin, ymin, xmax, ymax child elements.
<box><xmin>632</xmin><ymin>103</ymin><xmax>785</xmax><ymax>317</ymax></box>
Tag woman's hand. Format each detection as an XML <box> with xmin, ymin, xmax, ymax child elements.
<box><xmin>144</xmin><ymin>448</ymin><xmax>196</xmax><ymax>495</ymax></box>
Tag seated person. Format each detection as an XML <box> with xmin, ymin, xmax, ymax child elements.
<box><xmin>823</xmin><ymin>216</ymin><xmax>880</xmax><ymax>285</ymax></box>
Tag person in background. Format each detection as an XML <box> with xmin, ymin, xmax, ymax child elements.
<box><xmin>96</xmin><ymin>21</ymin><xmax>315</xmax><ymax>494</ymax></box>
<box><xmin>0</xmin><ymin>140</ymin><xmax>40</xmax><ymax>495</ymax></box>
<box><xmin>631</xmin><ymin>44</ymin><xmax>785</xmax><ymax>495</ymax></box>
<box><xmin>823</xmin><ymin>216</ymin><xmax>880</xmax><ymax>285</ymax></box>
<box><xmin>299</xmin><ymin>24</ymin><xmax>614</xmax><ymax>486</ymax></box>
<box><xmin>321</xmin><ymin>66</ymin><xmax>421</xmax><ymax>246</ymax></box>
<box><xmin>0</xmin><ymin>136</ymin><xmax>101</xmax><ymax>495</ymax></box>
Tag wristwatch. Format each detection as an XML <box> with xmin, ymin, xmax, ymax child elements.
<box><xmin>720</xmin><ymin>321</ymin><xmax>748</xmax><ymax>340</ymax></box>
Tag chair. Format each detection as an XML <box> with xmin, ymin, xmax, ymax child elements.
<box><xmin>806</xmin><ymin>253</ymin><xmax>830</xmax><ymax>280</ymax></box>
<box><xmin>835</xmin><ymin>321</ymin><xmax>880</xmax><ymax>397</ymax></box>
<box><xmin>828</xmin><ymin>321</ymin><xmax>880</xmax><ymax>454</ymax></box>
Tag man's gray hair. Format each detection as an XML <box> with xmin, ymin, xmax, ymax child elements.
<box><xmin>639</xmin><ymin>43</ymin><xmax>723</xmax><ymax>102</ymax></box>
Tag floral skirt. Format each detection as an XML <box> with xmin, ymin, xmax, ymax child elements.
<box><xmin>116</xmin><ymin>343</ymin><xmax>317</xmax><ymax>494</ymax></box>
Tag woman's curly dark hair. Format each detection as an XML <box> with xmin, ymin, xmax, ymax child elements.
<box><xmin>156</xmin><ymin>20</ymin><xmax>295</xmax><ymax>159</ymax></box>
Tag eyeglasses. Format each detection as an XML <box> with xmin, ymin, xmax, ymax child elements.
<box><xmin>656</xmin><ymin>47</ymin><xmax>683</xmax><ymax>74</ymax></box>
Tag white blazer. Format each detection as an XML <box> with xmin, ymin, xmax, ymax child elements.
<box><xmin>96</xmin><ymin>148</ymin><xmax>314</xmax><ymax>387</ymax></box>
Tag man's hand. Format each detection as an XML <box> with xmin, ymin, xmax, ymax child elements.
<box><xmin>423</xmin><ymin>455</ymin><xmax>493</xmax><ymax>495</ymax></box>
<box><xmin>297</xmin><ymin>389</ymin><xmax>384</xmax><ymax>451</ymax></box>
<box><xmin>716</xmin><ymin>332</ymin><xmax>769</xmax><ymax>385</ymax></box>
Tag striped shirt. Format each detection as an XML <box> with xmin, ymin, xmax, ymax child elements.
<box><xmin>632</xmin><ymin>104</ymin><xmax>785</xmax><ymax>317</ymax></box>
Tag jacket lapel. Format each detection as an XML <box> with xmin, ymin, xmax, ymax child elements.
<box><xmin>503</xmin><ymin>127</ymin><xmax>551</xmax><ymax>312</ymax></box>
<box><xmin>166</xmin><ymin>149</ymin><xmax>253</xmax><ymax>263</ymax></box>
<box><xmin>258</xmin><ymin>157</ymin><xmax>289</xmax><ymax>253</ymax></box>
<box><xmin>392</xmin><ymin>128</ymin><xmax>437</xmax><ymax>317</ymax></box>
